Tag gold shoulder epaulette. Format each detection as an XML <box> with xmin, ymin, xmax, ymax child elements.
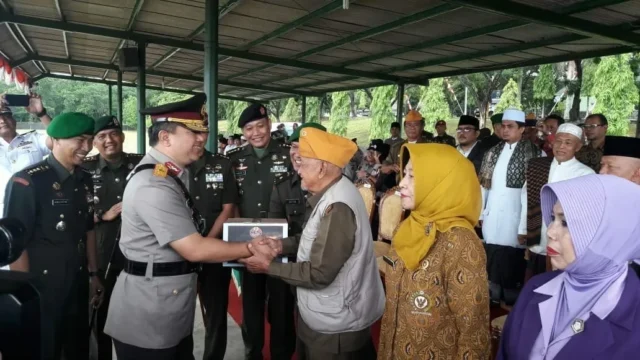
<box><xmin>83</xmin><ymin>155</ymin><xmax>98</xmax><ymax>163</ymax></box>
<box><xmin>215</xmin><ymin>152</ymin><xmax>229</xmax><ymax>159</ymax></box>
<box><xmin>226</xmin><ymin>147</ymin><xmax>242</xmax><ymax>156</ymax></box>
<box><xmin>126</xmin><ymin>153</ymin><xmax>144</xmax><ymax>158</ymax></box>
<box><xmin>153</xmin><ymin>163</ymin><xmax>168</xmax><ymax>178</ymax></box>
<box><xmin>26</xmin><ymin>165</ymin><xmax>50</xmax><ymax>175</ymax></box>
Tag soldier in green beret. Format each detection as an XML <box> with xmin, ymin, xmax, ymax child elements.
<box><xmin>4</xmin><ymin>112</ymin><xmax>104</xmax><ymax>360</ymax></box>
<box><xmin>81</xmin><ymin>115</ymin><xmax>143</xmax><ymax>360</ymax></box>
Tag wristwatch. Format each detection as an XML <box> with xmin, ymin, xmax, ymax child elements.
<box><xmin>35</xmin><ymin>108</ymin><xmax>47</xmax><ymax>118</ymax></box>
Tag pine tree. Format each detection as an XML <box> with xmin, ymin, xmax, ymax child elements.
<box><xmin>226</xmin><ymin>100</ymin><xmax>248</xmax><ymax>136</ymax></box>
<box><xmin>281</xmin><ymin>97</ymin><xmax>301</xmax><ymax>122</ymax></box>
<box><xmin>533</xmin><ymin>64</ymin><xmax>556</xmax><ymax>109</ymax></box>
<box><xmin>592</xmin><ymin>55</ymin><xmax>639</xmax><ymax>136</ymax></box>
<box><xmin>329</xmin><ymin>91</ymin><xmax>350</xmax><ymax>136</ymax></box>
<box><xmin>419</xmin><ymin>78</ymin><xmax>451</xmax><ymax>129</ymax></box>
<box><xmin>306</xmin><ymin>96</ymin><xmax>320</xmax><ymax>123</ymax></box>
<box><xmin>495</xmin><ymin>78</ymin><xmax>522</xmax><ymax>113</ymax></box>
<box><xmin>370</xmin><ymin>85</ymin><xmax>396</xmax><ymax>140</ymax></box>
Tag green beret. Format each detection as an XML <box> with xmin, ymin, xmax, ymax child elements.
<box><xmin>490</xmin><ymin>113</ymin><xmax>503</xmax><ymax>125</ymax></box>
<box><xmin>289</xmin><ymin>123</ymin><xmax>327</xmax><ymax>142</ymax></box>
<box><xmin>47</xmin><ymin>112</ymin><xmax>95</xmax><ymax>139</ymax></box>
<box><xmin>94</xmin><ymin>115</ymin><xmax>122</xmax><ymax>135</ymax></box>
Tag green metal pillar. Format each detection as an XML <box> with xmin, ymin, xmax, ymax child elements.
<box><xmin>396</xmin><ymin>83</ymin><xmax>405</xmax><ymax>123</ymax></box>
<box><xmin>117</xmin><ymin>71</ymin><xmax>123</xmax><ymax>124</ymax></box>
<box><xmin>137</xmin><ymin>42</ymin><xmax>146</xmax><ymax>153</ymax></box>
<box><xmin>205</xmin><ymin>0</ymin><xmax>219</xmax><ymax>152</ymax></box>
<box><xmin>301</xmin><ymin>96</ymin><xmax>306</xmax><ymax>124</ymax></box>
<box><xmin>108</xmin><ymin>85</ymin><xmax>113</xmax><ymax>116</ymax></box>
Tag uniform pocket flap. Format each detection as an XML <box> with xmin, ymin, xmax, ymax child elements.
<box><xmin>306</xmin><ymin>287</ymin><xmax>344</xmax><ymax>314</ymax></box>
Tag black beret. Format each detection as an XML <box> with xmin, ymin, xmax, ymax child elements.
<box><xmin>603</xmin><ymin>136</ymin><xmax>640</xmax><ymax>159</ymax></box>
<box><xmin>94</xmin><ymin>115</ymin><xmax>122</xmax><ymax>134</ymax></box>
<box><xmin>238</xmin><ymin>103</ymin><xmax>268</xmax><ymax>128</ymax></box>
<box><xmin>390</xmin><ymin>121</ymin><xmax>401</xmax><ymax>129</ymax></box>
<box><xmin>457</xmin><ymin>115</ymin><xmax>479</xmax><ymax>129</ymax></box>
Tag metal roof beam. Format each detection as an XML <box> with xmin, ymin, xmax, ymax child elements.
<box><xmin>223</xmin><ymin>3</ymin><xmax>460</xmax><ymax>80</ymax></box>
<box><xmin>448</xmin><ymin>0</ymin><xmax>640</xmax><ymax>46</ymax></box>
<box><xmin>257</xmin><ymin>0</ymin><xmax>628</xmax><ymax>86</ymax></box>
<box><xmin>0</xmin><ymin>12</ymin><xmax>406</xmax><ymax>82</ymax></box>
<box><xmin>106</xmin><ymin>0</ymin><xmax>146</xmax><ymax>81</ymax></box>
<box><xmin>150</xmin><ymin>0</ymin><xmax>241</xmax><ymax>69</ymax></box>
<box><xmin>15</xmin><ymin>55</ymin><xmax>311</xmax><ymax>96</ymax></box>
<box><xmin>414</xmin><ymin>45</ymin><xmax>633</xmax><ymax>81</ymax></box>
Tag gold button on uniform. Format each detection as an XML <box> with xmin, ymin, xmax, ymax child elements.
<box><xmin>194</xmin><ymin>177</ymin><xmax>198</xmax><ymax>181</ymax></box>
<box><xmin>195</xmin><ymin>196</ymin><xmax>200</xmax><ymax>200</ymax></box>
<box><xmin>43</xmin><ymin>270</ymin><xmax>48</xmax><ymax>275</ymax></box>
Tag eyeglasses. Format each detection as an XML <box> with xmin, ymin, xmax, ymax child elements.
<box><xmin>582</xmin><ymin>124</ymin><xmax>605</xmax><ymax>129</ymax></box>
<box><xmin>456</xmin><ymin>128</ymin><xmax>477</xmax><ymax>133</ymax></box>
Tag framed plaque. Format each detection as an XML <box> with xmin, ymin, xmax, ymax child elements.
<box><xmin>223</xmin><ymin>218</ymin><xmax>289</xmax><ymax>267</ymax></box>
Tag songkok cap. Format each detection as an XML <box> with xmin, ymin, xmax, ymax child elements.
<box><xmin>405</xmin><ymin>110</ymin><xmax>424</xmax><ymax>123</ymax></box>
<box><xmin>457</xmin><ymin>115</ymin><xmax>479</xmax><ymax>129</ymax></box>
<box><xmin>490</xmin><ymin>113</ymin><xmax>503</xmax><ymax>124</ymax></box>
<box><xmin>557</xmin><ymin>123</ymin><xmax>583</xmax><ymax>140</ymax></box>
<box><xmin>47</xmin><ymin>112</ymin><xmax>95</xmax><ymax>139</ymax></box>
<box><xmin>603</xmin><ymin>136</ymin><xmax>640</xmax><ymax>159</ymax></box>
<box><xmin>140</xmin><ymin>93</ymin><xmax>209</xmax><ymax>133</ymax></box>
<box><xmin>390</xmin><ymin>121</ymin><xmax>401</xmax><ymax>129</ymax></box>
<box><xmin>368</xmin><ymin>139</ymin><xmax>384</xmax><ymax>151</ymax></box>
<box><xmin>289</xmin><ymin>122</ymin><xmax>326</xmax><ymax>143</ymax></box>
<box><xmin>299</xmin><ymin>127</ymin><xmax>357</xmax><ymax>168</ymax></box>
<box><xmin>94</xmin><ymin>115</ymin><xmax>122</xmax><ymax>135</ymax></box>
<box><xmin>435</xmin><ymin>120</ymin><xmax>447</xmax><ymax>127</ymax></box>
<box><xmin>238</xmin><ymin>103</ymin><xmax>269</xmax><ymax>128</ymax></box>
<box><xmin>503</xmin><ymin>108</ymin><xmax>525</xmax><ymax>123</ymax></box>
<box><xmin>525</xmin><ymin>112</ymin><xmax>537</xmax><ymax>127</ymax></box>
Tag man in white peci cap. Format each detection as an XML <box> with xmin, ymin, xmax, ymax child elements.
<box><xmin>518</xmin><ymin>123</ymin><xmax>595</xmax><ymax>280</ymax></box>
<box><xmin>478</xmin><ymin>108</ymin><xmax>545</xmax><ymax>306</ymax></box>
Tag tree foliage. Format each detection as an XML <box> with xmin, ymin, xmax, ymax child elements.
<box><xmin>419</xmin><ymin>78</ymin><xmax>451</xmax><ymax>129</ymax></box>
<box><xmin>533</xmin><ymin>64</ymin><xmax>556</xmax><ymax>102</ymax></box>
<box><xmin>369</xmin><ymin>85</ymin><xmax>396</xmax><ymax>140</ymax></box>
<box><xmin>495</xmin><ymin>78</ymin><xmax>521</xmax><ymax>113</ymax></box>
<box><xmin>592</xmin><ymin>55</ymin><xmax>639</xmax><ymax>135</ymax></box>
<box><xmin>282</xmin><ymin>97</ymin><xmax>301</xmax><ymax>121</ymax></box>
<box><xmin>226</xmin><ymin>100</ymin><xmax>248</xmax><ymax>135</ymax></box>
<box><xmin>306</xmin><ymin>96</ymin><xmax>320</xmax><ymax>123</ymax></box>
<box><xmin>328</xmin><ymin>91</ymin><xmax>350</xmax><ymax>136</ymax></box>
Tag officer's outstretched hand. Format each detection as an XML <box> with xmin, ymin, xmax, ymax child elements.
<box><xmin>102</xmin><ymin>202</ymin><xmax>123</xmax><ymax>221</ymax></box>
<box><xmin>240</xmin><ymin>241</ymin><xmax>278</xmax><ymax>274</ymax></box>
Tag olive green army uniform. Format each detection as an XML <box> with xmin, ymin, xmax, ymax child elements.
<box><xmin>188</xmin><ymin>150</ymin><xmax>239</xmax><ymax>360</ymax></box>
<box><xmin>4</xmin><ymin>155</ymin><xmax>95</xmax><ymax>360</ymax></box>
<box><xmin>82</xmin><ymin>152</ymin><xmax>143</xmax><ymax>360</ymax></box>
<box><xmin>226</xmin><ymin>140</ymin><xmax>293</xmax><ymax>360</ymax></box>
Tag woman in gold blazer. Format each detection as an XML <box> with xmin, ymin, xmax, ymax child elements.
<box><xmin>378</xmin><ymin>143</ymin><xmax>490</xmax><ymax>359</ymax></box>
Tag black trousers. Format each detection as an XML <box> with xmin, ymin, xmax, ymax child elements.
<box><xmin>485</xmin><ymin>243</ymin><xmax>526</xmax><ymax>306</ymax></box>
<box><xmin>198</xmin><ymin>263</ymin><xmax>231</xmax><ymax>360</ymax></box>
<box><xmin>297</xmin><ymin>336</ymin><xmax>376</xmax><ymax>360</ymax></box>
<box><xmin>241</xmin><ymin>272</ymin><xmax>296</xmax><ymax>360</ymax></box>
<box><xmin>94</xmin><ymin>272</ymin><xmax>118</xmax><ymax>360</ymax></box>
<box><xmin>113</xmin><ymin>335</ymin><xmax>194</xmax><ymax>360</ymax></box>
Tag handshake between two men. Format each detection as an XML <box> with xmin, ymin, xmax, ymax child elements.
<box><xmin>239</xmin><ymin>236</ymin><xmax>284</xmax><ymax>274</ymax></box>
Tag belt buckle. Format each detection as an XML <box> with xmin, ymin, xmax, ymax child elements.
<box><xmin>195</xmin><ymin>263</ymin><xmax>203</xmax><ymax>273</ymax></box>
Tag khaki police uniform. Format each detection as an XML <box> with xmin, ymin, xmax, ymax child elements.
<box><xmin>188</xmin><ymin>150</ymin><xmax>239</xmax><ymax>360</ymax></box>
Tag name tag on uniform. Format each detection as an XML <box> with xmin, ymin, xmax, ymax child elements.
<box><xmin>18</xmin><ymin>141</ymin><xmax>33</xmax><ymax>147</ymax></box>
<box><xmin>235</xmin><ymin>170</ymin><xmax>247</xmax><ymax>177</ymax></box>
<box><xmin>52</xmin><ymin>199</ymin><xmax>70</xmax><ymax>206</ymax></box>
<box><xmin>270</xmin><ymin>165</ymin><xmax>287</xmax><ymax>173</ymax></box>
<box><xmin>206</xmin><ymin>173</ymin><xmax>224</xmax><ymax>183</ymax></box>
<box><xmin>285</xmin><ymin>199</ymin><xmax>300</xmax><ymax>205</ymax></box>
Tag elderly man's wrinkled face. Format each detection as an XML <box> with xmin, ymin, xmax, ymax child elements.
<box><xmin>297</xmin><ymin>156</ymin><xmax>324</xmax><ymax>192</ymax></box>
<box><xmin>546</xmin><ymin>201</ymin><xmax>576</xmax><ymax>270</ymax></box>
<box><xmin>242</xmin><ymin>118</ymin><xmax>271</xmax><ymax>148</ymax></box>
<box><xmin>94</xmin><ymin>129</ymin><xmax>125</xmax><ymax>158</ymax></box>
<box><xmin>399</xmin><ymin>159</ymin><xmax>415</xmax><ymax>210</ymax></box>
<box><xmin>290</xmin><ymin>142</ymin><xmax>301</xmax><ymax>171</ymax></box>
<box><xmin>0</xmin><ymin>114</ymin><xmax>17</xmax><ymax>138</ymax></box>
<box><xmin>600</xmin><ymin>156</ymin><xmax>640</xmax><ymax>185</ymax></box>
<box><xmin>404</xmin><ymin>121</ymin><xmax>423</xmax><ymax>142</ymax></box>
<box><xmin>500</xmin><ymin>120</ymin><xmax>524</xmax><ymax>144</ymax></box>
<box><xmin>552</xmin><ymin>133</ymin><xmax>582</xmax><ymax>163</ymax></box>
<box><xmin>55</xmin><ymin>134</ymin><xmax>93</xmax><ymax>166</ymax></box>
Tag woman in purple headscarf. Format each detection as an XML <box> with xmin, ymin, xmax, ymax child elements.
<box><xmin>498</xmin><ymin>174</ymin><xmax>640</xmax><ymax>359</ymax></box>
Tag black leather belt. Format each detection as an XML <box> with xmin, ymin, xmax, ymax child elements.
<box><xmin>123</xmin><ymin>259</ymin><xmax>200</xmax><ymax>277</ymax></box>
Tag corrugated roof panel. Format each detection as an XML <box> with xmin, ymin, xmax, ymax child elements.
<box><xmin>10</xmin><ymin>0</ymin><xmax>59</xmax><ymax>19</ymax></box>
<box><xmin>603</xmin><ymin>0</ymin><xmax>640</xmax><ymax>17</ymax></box>
<box><xmin>512</xmin><ymin>0</ymin><xmax>584</xmax><ymax>11</ymax></box>
<box><xmin>491</xmin><ymin>24</ymin><xmax>573</xmax><ymax>42</ymax></box>
<box><xmin>571</xmin><ymin>8</ymin><xmax>638</xmax><ymax>26</ymax></box>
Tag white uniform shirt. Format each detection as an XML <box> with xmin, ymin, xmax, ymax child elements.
<box><xmin>518</xmin><ymin>157</ymin><xmax>594</xmax><ymax>255</ymax></box>
<box><xmin>0</xmin><ymin>131</ymin><xmax>50</xmax><ymax>174</ymax></box>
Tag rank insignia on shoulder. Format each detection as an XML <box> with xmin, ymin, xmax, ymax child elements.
<box><xmin>83</xmin><ymin>155</ymin><xmax>98</xmax><ymax>162</ymax></box>
<box><xmin>324</xmin><ymin>204</ymin><xmax>333</xmax><ymax>216</ymax></box>
<box><xmin>153</xmin><ymin>164</ymin><xmax>169</xmax><ymax>178</ymax></box>
<box><xmin>26</xmin><ymin>165</ymin><xmax>49</xmax><ymax>175</ymax></box>
<box><xmin>281</xmin><ymin>143</ymin><xmax>291</xmax><ymax>148</ymax></box>
<box><xmin>12</xmin><ymin>177</ymin><xmax>29</xmax><ymax>186</ymax></box>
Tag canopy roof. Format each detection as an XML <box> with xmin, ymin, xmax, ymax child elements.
<box><xmin>0</xmin><ymin>0</ymin><xmax>638</xmax><ymax>101</ymax></box>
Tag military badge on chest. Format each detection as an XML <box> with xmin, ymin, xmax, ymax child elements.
<box><xmin>205</xmin><ymin>169</ymin><xmax>224</xmax><ymax>190</ymax></box>
<box><xmin>235</xmin><ymin>159</ymin><xmax>247</xmax><ymax>195</ymax></box>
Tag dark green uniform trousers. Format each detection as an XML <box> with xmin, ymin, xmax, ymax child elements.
<box><xmin>241</xmin><ymin>272</ymin><xmax>296</xmax><ymax>360</ymax></box>
<box><xmin>198</xmin><ymin>263</ymin><xmax>231</xmax><ymax>360</ymax></box>
<box><xmin>94</xmin><ymin>272</ymin><xmax>118</xmax><ymax>360</ymax></box>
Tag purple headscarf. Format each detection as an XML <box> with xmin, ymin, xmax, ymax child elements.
<box><xmin>539</xmin><ymin>174</ymin><xmax>640</xmax><ymax>349</ymax></box>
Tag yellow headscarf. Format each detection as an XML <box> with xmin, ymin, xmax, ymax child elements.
<box><xmin>393</xmin><ymin>143</ymin><xmax>482</xmax><ymax>271</ymax></box>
